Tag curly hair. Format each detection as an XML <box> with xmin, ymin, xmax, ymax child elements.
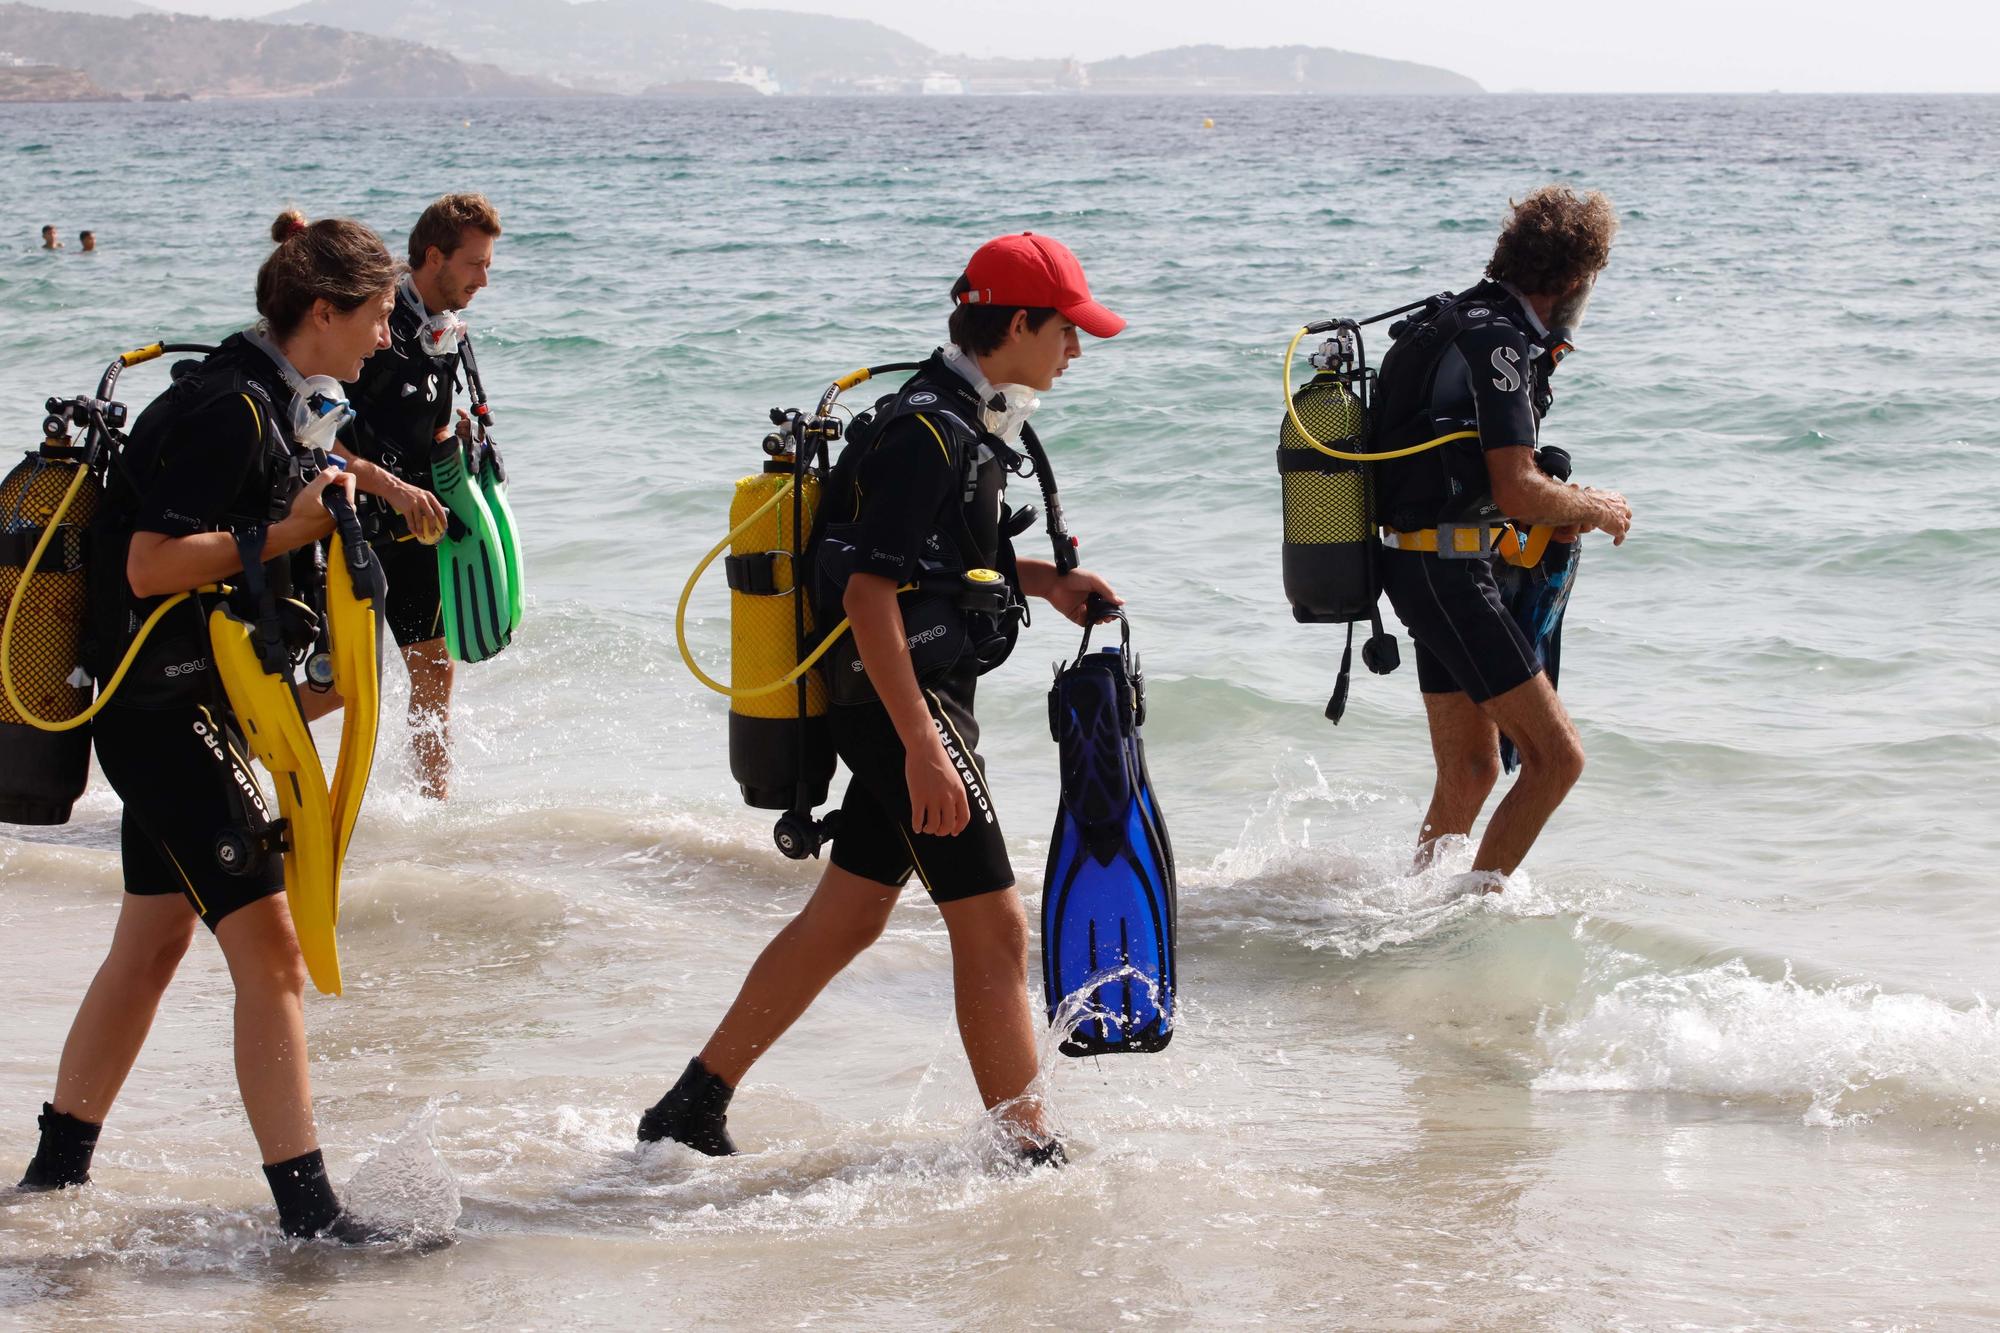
<box><xmin>256</xmin><ymin>210</ymin><xmax>397</xmax><ymax>337</ymax></box>
<box><xmin>408</xmin><ymin>193</ymin><xmax>503</xmax><ymax>268</ymax></box>
<box><xmin>1485</xmin><ymin>186</ymin><xmax>1619</xmax><ymax>296</ymax></box>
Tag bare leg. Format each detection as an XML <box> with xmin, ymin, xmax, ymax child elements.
<box><xmin>1415</xmin><ymin>690</ymin><xmax>1503</xmax><ymax>870</ymax></box>
<box><xmin>1470</xmin><ymin>673</ymin><xmax>1586</xmax><ymax>879</ymax></box>
<box><xmin>213</xmin><ymin>895</ymin><xmax>319</xmax><ymax>1163</ymax></box>
<box><xmin>936</xmin><ymin>887</ymin><xmax>1044</xmax><ymax>1140</ymax></box>
<box><xmin>403</xmin><ymin>638</ymin><xmax>454</xmax><ymax>801</ymax></box>
<box><xmin>48</xmin><ymin>894</ymin><xmax>200</xmax><ymax>1123</ymax></box>
<box><xmin>695</xmin><ymin>865</ymin><xmax>902</xmax><ymax>1085</ymax></box>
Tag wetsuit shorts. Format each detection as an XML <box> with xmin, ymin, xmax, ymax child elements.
<box><xmin>1378</xmin><ymin>549</ymin><xmax>1543</xmax><ymax>704</ymax></box>
<box><xmin>93</xmin><ymin>703</ymin><xmax>285</xmax><ymax>930</ymax></box>
<box><xmin>375</xmin><ymin>535</ymin><xmax>445</xmax><ymax>649</ymax></box>
<box><xmin>827</xmin><ymin>668</ymin><xmax>1014</xmax><ymax>904</ymax></box>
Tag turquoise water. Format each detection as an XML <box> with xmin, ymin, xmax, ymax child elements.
<box><xmin>3</xmin><ymin>95</ymin><xmax>1999</xmax><ymax>1326</ymax></box>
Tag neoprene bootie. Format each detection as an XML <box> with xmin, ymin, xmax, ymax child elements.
<box><xmin>638</xmin><ymin>1057</ymin><xmax>738</xmax><ymax>1156</ymax></box>
<box><xmin>17</xmin><ymin>1103</ymin><xmax>99</xmax><ymax>1191</ymax></box>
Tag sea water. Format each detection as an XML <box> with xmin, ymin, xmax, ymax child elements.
<box><xmin>2</xmin><ymin>94</ymin><xmax>1997</xmax><ymax>1327</ymax></box>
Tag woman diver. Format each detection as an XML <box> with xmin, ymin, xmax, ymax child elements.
<box><xmin>15</xmin><ymin>210</ymin><xmax>398</xmax><ymax>1243</ymax></box>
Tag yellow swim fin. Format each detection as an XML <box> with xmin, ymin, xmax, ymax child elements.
<box><xmin>208</xmin><ymin>592</ymin><xmax>342</xmax><ymax>998</ymax></box>
<box><xmin>324</xmin><ymin>499</ymin><xmax>386</xmax><ymax>925</ymax></box>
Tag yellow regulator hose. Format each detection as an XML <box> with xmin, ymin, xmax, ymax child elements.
<box><xmin>1281</xmin><ymin>326</ymin><xmax>1480</xmax><ymax>463</ymax></box>
<box><xmin>0</xmin><ymin>461</ymin><xmax>197</xmax><ymax>731</ymax></box>
<box><xmin>674</xmin><ymin>476</ymin><xmax>854</xmax><ymax>702</ymax></box>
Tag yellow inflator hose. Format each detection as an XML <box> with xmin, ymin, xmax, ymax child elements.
<box><xmin>0</xmin><ymin>462</ymin><xmax>198</xmax><ymax>731</ymax></box>
<box><xmin>1281</xmin><ymin>326</ymin><xmax>1479</xmax><ymax>463</ymax></box>
<box><xmin>674</xmin><ymin>476</ymin><xmax>854</xmax><ymax>701</ymax></box>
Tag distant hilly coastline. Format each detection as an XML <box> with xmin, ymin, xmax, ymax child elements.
<box><xmin>0</xmin><ymin>0</ymin><xmax>1481</xmax><ymax>101</ymax></box>
<box><xmin>0</xmin><ymin>3</ymin><xmax>564</xmax><ymax>98</ymax></box>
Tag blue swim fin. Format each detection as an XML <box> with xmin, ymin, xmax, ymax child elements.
<box><xmin>1042</xmin><ymin>605</ymin><xmax>1176</xmax><ymax>1056</ymax></box>
<box><xmin>1499</xmin><ymin>536</ymin><xmax>1582</xmax><ymax>773</ymax></box>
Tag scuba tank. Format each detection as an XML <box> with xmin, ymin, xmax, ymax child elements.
<box><xmin>678</xmin><ymin>361</ymin><xmax>1079</xmax><ymax>860</ymax></box>
<box><xmin>1276</xmin><ymin>312</ymin><xmax>1428</xmax><ymax>723</ymax></box>
<box><xmin>723</xmin><ymin>420</ymin><xmax>835</xmax><ymax>816</ymax></box>
<box><xmin>1279</xmin><ymin>323</ymin><xmax>1374</xmax><ymax>626</ymax></box>
<box><xmin>0</xmin><ymin>421</ymin><xmax>101</xmax><ymax>824</ymax></box>
<box><xmin>676</xmin><ymin>366</ymin><xmax>921</xmax><ymax>859</ymax></box>
<box><xmin>1</xmin><ymin>344</ymin><xmax>211</xmax><ymax>824</ymax></box>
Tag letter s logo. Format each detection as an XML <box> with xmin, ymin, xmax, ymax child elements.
<box><xmin>1490</xmin><ymin>346</ymin><xmax>1523</xmax><ymax>394</ymax></box>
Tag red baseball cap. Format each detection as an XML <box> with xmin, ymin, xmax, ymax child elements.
<box><xmin>955</xmin><ymin>233</ymin><xmax>1126</xmax><ymax>338</ymax></box>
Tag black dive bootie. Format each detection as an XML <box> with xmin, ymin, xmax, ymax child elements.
<box><xmin>264</xmin><ymin>1149</ymin><xmax>395</xmax><ymax>1244</ymax></box>
<box><xmin>638</xmin><ymin>1058</ymin><xmax>738</xmax><ymax>1156</ymax></box>
<box><xmin>17</xmin><ymin>1103</ymin><xmax>100</xmax><ymax>1191</ymax></box>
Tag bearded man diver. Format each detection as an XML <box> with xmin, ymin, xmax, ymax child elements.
<box><xmin>1369</xmin><ymin>186</ymin><xmax>1633</xmax><ymax>886</ymax></box>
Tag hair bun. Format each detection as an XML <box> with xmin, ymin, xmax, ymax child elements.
<box><xmin>271</xmin><ymin>209</ymin><xmax>310</xmax><ymax>243</ymax></box>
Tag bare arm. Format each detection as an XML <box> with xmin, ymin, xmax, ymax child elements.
<box><xmin>125</xmin><ymin>467</ymin><xmax>352</xmax><ymax>598</ymax></box>
<box><xmin>1488</xmin><ymin>446</ymin><xmax>1632</xmax><ymax>545</ymax></box>
<box><xmin>844</xmin><ymin>573</ymin><xmax>969</xmax><ymax>836</ymax></box>
<box><xmin>1015</xmin><ymin>558</ymin><xmax>1122</xmax><ymax>625</ymax></box>
<box><xmin>330</xmin><ymin>443</ymin><xmax>447</xmax><ymax>542</ymax></box>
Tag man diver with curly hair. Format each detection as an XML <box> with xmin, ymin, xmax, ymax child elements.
<box><xmin>1369</xmin><ymin>186</ymin><xmax>1634</xmax><ymax>886</ymax></box>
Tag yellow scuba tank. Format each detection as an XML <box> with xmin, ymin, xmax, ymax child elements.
<box><xmin>724</xmin><ymin>457</ymin><xmax>832</xmax><ymax>812</ymax></box>
<box><xmin>0</xmin><ymin>438</ymin><xmax>99</xmax><ymax>824</ymax></box>
<box><xmin>3</xmin><ymin>345</ymin><xmax>207</xmax><ymax>823</ymax></box>
<box><xmin>676</xmin><ymin>365</ymin><xmax>926</xmax><ymax>858</ymax></box>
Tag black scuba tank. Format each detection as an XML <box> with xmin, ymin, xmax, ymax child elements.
<box><xmin>1277</xmin><ymin>363</ymin><xmax>1374</xmax><ymax>625</ymax></box>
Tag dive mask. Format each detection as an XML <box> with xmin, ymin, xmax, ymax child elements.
<box><xmin>941</xmin><ymin>343</ymin><xmax>1039</xmax><ymax>445</ymax></box>
<box><xmin>415</xmin><ymin>309</ymin><xmax>467</xmax><ymax>360</ymax></box>
<box><xmin>290</xmin><ymin>376</ymin><xmax>354</xmax><ymax>453</ymax></box>
<box><xmin>242</xmin><ymin>323</ymin><xmax>355</xmax><ymax>453</ymax></box>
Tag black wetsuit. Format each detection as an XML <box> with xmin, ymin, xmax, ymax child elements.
<box><xmin>341</xmin><ymin>282</ymin><xmax>455</xmax><ymax>648</ymax></box>
<box><xmin>1371</xmin><ymin>280</ymin><xmax>1558</xmax><ymax>703</ymax></box>
<box><xmin>813</xmin><ymin>353</ymin><xmax>1018</xmax><ymax>904</ymax></box>
<box><xmin>88</xmin><ymin>336</ymin><xmax>308</xmax><ymax>928</ymax></box>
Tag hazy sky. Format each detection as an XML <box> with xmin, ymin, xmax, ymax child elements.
<box><xmin>176</xmin><ymin>0</ymin><xmax>1998</xmax><ymax>93</ymax></box>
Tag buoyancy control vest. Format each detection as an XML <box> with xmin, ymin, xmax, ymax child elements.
<box><xmin>807</xmin><ymin>358</ymin><xmax>1035</xmax><ymax>706</ymax></box>
<box><xmin>1369</xmin><ymin>281</ymin><xmax>1560</xmax><ymax>531</ymax></box>
<box><xmin>342</xmin><ymin>282</ymin><xmax>457</xmax><ymax>515</ymax></box>
<box><xmin>88</xmin><ymin>337</ymin><xmax>315</xmax><ymax>710</ymax></box>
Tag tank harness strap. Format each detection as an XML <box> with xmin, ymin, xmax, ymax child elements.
<box><xmin>1275</xmin><ymin>449</ymin><xmax>1358</xmax><ymax>475</ymax></box>
<box><xmin>1381</xmin><ymin>522</ymin><xmax>1555</xmax><ymax>568</ymax></box>
<box><xmin>1</xmin><ymin>525</ymin><xmax>87</xmax><ymax>572</ymax></box>
<box><xmin>725</xmin><ymin>550</ymin><xmax>792</xmax><ymax>596</ymax></box>
<box><xmin>230</xmin><ymin>527</ymin><xmax>294</xmax><ymax>677</ymax></box>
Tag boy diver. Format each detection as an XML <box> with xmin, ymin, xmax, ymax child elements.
<box><xmin>15</xmin><ymin>211</ymin><xmax>397</xmax><ymax>1243</ymax></box>
<box><xmin>1369</xmin><ymin>187</ymin><xmax>1633</xmax><ymax>883</ymax></box>
<box><xmin>333</xmin><ymin>193</ymin><xmax>502</xmax><ymax>800</ymax></box>
<box><xmin>639</xmin><ymin>233</ymin><xmax>1126</xmax><ymax>1164</ymax></box>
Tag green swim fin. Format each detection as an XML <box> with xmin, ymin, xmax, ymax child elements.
<box><xmin>432</xmin><ymin>435</ymin><xmax>512</xmax><ymax>664</ymax></box>
<box><xmin>476</xmin><ymin>439</ymin><xmax>524</xmax><ymax>637</ymax></box>
<box><xmin>457</xmin><ymin>336</ymin><xmax>523</xmax><ymax>638</ymax></box>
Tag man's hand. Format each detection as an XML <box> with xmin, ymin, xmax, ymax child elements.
<box><xmin>1578</xmin><ymin>488</ymin><xmax>1633</xmax><ymax>545</ymax></box>
<box><xmin>906</xmin><ymin>733</ymin><xmax>970</xmax><ymax>836</ymax></box>
<box><xmin>390</xmin><ymin>481</ymin><xmax>449</xmax><ymax>544</ymax></box>
<box><xmin>1043</xmin><ymin>568</ymin><xmax>1123</xmax><ymax>626</ymax></box>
